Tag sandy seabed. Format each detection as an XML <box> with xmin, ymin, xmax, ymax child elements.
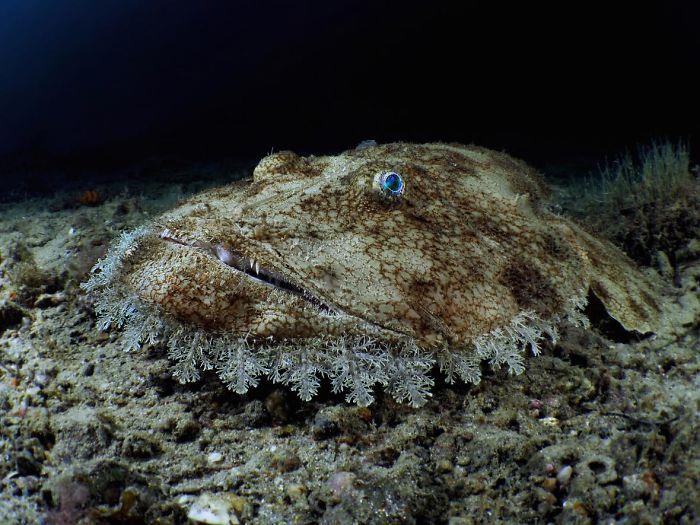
<box><xmin>0</xmin><ymin>171</ymin><xmax>698</xmax><ymax>524</ymax></box>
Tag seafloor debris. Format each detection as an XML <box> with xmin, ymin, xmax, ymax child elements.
<box><xmin>76</xmin><ymin>190</ymin><xmax>104</xmax><ymax>207</ymax></box>
<box><xmin>582</xmin><ymin>141</ymin><xmax>700</xmax><ymax>267</ymax></box>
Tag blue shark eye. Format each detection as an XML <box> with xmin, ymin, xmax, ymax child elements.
<box><xmin>374</xmin><ymin>171</ymin><xmax>405</xmax><ymax>196</ymax></box>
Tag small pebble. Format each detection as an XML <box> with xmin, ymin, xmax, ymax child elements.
<box><xmin>264</xmin><ymin>390</ymin><xmax>290</xmax><ymax>422</ymax></box>
<box><xmin>557</xmin><ymin>465</ymin><xmax>573</xmax><ymax>485</ymax></box>
<box><xmin>539</xmin><ymin>416</ymin><xmax>559</xmax><ymax>427</ymax></box>
<box><xmin>207</xmin><ymin>451</ymin><xmax>223</xmax><ymax>464</ymax></box>
<box><xmin>312</xmin><ymin>411</ymin><xmax>339</xmax><ymax>440</ymax></box>
<box><xmin>542</xmin><ymin>477</ymin><xmax>557</xmax><ymax>492</ymax></box>
<box><xmin>241</xmin><ymin>400</ymin><xmax>269</xmax><ymax>427</ymax></box>
<box><xmin>286</xmin><ymin>483</ymin><xmax>307</xmax><ymax>500</ymax></box>
<box><xmin>436</xmin><ymin>459</ymin><xmax>453</xmax><ymax>474</ymax></box>
<box><xmin>187</xmin><ymin>493</ymin><xmax>240</xmax><ymax>525</ymax></box>
<box><xmin>327</xmin><ymin>471</ymin><xmax>356</xmax><ymax>499</ymax></box>
<box><xmin>276</xmin><ymin>453</ymin><xmax>301</xmax><ymax>473</ymax></box>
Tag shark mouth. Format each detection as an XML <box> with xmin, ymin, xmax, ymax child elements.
<box><xmin>159</xmin><ymin>229</ymin><xmax>337</xmax><ymax>315</ymax></box>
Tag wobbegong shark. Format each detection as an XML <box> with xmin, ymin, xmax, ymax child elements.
<box><xmin>83</xmin><ymin>143</ymin><xmax>661</xmax><ymax>406</ymax></box>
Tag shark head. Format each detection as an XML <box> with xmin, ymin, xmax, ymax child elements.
<box><xmin>84</xmin><ymin>143</ymin><xmax>662</xmax><ymax>405</ymax></box>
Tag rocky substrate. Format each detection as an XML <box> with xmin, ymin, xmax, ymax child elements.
<box><xmin>0</xmin><ymin>180</ymin><xmax>698</xmax><ymax>524</ymax></box>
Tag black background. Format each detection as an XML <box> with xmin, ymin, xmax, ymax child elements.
<box><xmin>1</xmin><ymin>0</ymin><xmax>698</xmax><ymax>182</ymax></box>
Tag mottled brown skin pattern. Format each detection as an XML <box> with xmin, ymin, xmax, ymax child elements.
<box><xmin>123</xmin><ymin>143</ymin><xmax>660</xmax><ymax>349</ymax></box>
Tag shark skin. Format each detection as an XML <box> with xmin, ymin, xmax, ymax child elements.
<box><xmin>83</xmin><ymin>143</ymin><xmax>662</xmax><ymax>406</ymax></box>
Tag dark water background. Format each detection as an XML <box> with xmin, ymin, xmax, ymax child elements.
<box><xmin>1</xmin><ymin>0</ymin><xmax>698</xmax><ymax>197</ymax></box>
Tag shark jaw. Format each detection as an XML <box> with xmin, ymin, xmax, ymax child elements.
<box><xmin>158</xmin><ymin>228</ymin><xmax>339</xmax><ymax>315</ymax></box>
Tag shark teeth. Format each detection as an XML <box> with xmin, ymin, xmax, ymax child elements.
<box><xmin>159</xmin><ymin>228</ymin><xmax>188</xmax><ymax>245</ymax></box>
<box><xmin>213</xmin><ymin>246</ymin><xmax>338</xmax><ymax>315</ymax></box>
<box><xmin>246</xmin><ymin>258</ymin><xmax>261</xmax><ymax>275</ymax></box>
<box><xmin>159</xmin><ymin>234</ymin><xmax>338</xmax><ymax>315</ymax></box>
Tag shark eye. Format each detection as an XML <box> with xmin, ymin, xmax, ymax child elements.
<box><xmin>374</xmin><ymin>171</ymin><xmax>405</xmax><ymax>197</ymax></box>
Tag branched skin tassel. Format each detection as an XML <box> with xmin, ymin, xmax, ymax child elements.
<box><xmin>83</xmin><ymin>143</ymin><xmax>662</xmax><ymax>406</ymax></box>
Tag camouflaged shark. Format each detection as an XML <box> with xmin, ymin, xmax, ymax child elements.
<box><xmin>83</xmin><ymin>143</ymin><xmax>662</xmax><ymax>406</ymax></box>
